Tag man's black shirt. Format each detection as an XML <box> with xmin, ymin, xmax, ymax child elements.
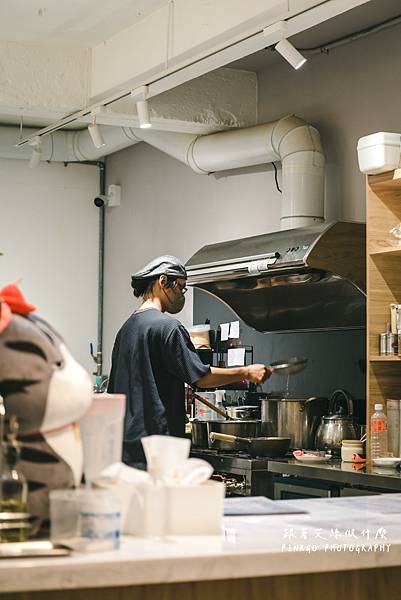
<box><xmin>108</xmin><ymin>308</ymin><xmax>210</xmax><ymax>464</ymax></box>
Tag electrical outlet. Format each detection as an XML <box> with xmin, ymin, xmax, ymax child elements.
<box><xmin>107</xmin><ymin>184</ymin><xmax>121</xmax><ymax>207</ymax></box>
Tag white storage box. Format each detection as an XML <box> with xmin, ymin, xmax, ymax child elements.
<box><xmin>94</xmin><ymin>479</ymin><xmax>225</xmax><ymax>536</ymax></box>
<box><xmin>357</xmin><ymin>132</ymin><xmax>401</xmax><ymax>175</ymax></box>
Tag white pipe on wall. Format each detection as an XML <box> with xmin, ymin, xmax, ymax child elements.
<box><xmin>0</xmin><ymin>125</ymin><xmax>141</xmax><ymax>163</ymax></box>
<box><xmin>0</xmin><ymin>114</ymin><xmax>325</xmax><ymax>229</ymax></box>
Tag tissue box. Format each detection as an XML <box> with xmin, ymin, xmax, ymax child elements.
<box><xmin>97</xmin><ymin>480</ymin><xmax>225</xmax><ymax>536</ymax></box>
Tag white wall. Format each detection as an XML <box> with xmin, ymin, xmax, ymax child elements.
<box><xmin>103</xmin><ymin>21</ymin><xmax>401</xmax><ymax>372</ymax></box>
<box><xmin>0</xmin><ymin>160</ymin><xmax>99</xmax><ymax>372</ymax></box>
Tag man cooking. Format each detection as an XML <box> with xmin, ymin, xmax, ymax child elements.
<box><xmin>108</xmin><ymin>255</ymin><xmax>271</xmax><ymax>467</ymax></box>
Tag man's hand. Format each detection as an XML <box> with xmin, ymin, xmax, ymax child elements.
<box><xmin>245</xmin><ymin>364</ymin><xmax>272</xmax><ymax>384</ymax></box>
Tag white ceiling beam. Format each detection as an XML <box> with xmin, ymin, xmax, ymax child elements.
<box><xmin>15</xmin><ymin>0</ymin><xmax>372</xmax><ymax>146</ymax></box>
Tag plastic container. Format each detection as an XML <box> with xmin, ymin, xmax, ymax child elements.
<box><xmin>387</xmin><ymin>398</ymin><xmax>401</xmax><ymax>457</ymax></box>
<box><xmin>79</xmin><ymin>489</ymin><xmax>121</xmax><ymax>550</ymax></box>
<box><xmin>194</xmin><ymin>391</ymin><xmax>225</xmax><ymax>421</ymax></box>
<box><xmin>50</xmin><ymin>489</ymin><xmax>121</xmax><ymax>551</ymax></box>
<box><xmin>78</xmin><ymin>393</ymin><xmax>126</xmax><ymax>484</ymax></box>
<box><xmin>188</xmin><ymin>324</ymin><xmax>211</xmax><ymax>349</ymax></box>
<box><xmin>341</xmin><ymin>439</ymin><xmax>363</xmax><ymax>462</ymax></box>
<box><xmin>357</xmin><ymin>132</ymin><xmax>401</xmax><ymax>175</ymax></box>
<box><xmin>370</xmin><ymin>403</ymin><xmax>389</xmax><ymax>459</ymax></box>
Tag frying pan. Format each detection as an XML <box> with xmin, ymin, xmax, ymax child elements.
<box><xmin>269</xmin><ymin>357</ymin><xmax>307</xmax><ymax>376</ymax></box>
<box><xmin>209</xmin><ymin>432</ymin><xmax>291</xmax><ymax>458</ymax></box>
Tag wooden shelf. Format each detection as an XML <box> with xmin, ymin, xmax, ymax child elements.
<box><xmin>369</xmin><ymin>245</ymin><xmax>401</xmax><ymax>257</ymax></box>
<box><xmin>369</xmin><ymin>169</ymin><xmax>401</xmax><ymax>192</ymax></box>
<box><xmin>370</xmin><ymin>355</ymin><xmax>401</xmax><ymax>362</ymax></box>
<box><xmin>367</xmin><ymin>169</ymin><xmax>401</xmax><ymax>460</ymax></box>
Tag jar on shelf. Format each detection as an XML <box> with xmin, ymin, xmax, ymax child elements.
<box><xmin>341</xmin><ymin>439</ymin><xmax>364</xmax><ymax>463</ymax></box>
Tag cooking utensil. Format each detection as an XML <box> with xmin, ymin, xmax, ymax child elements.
<box><xmin>269</xmin><ymin>357</ymin><xmax>308</xmax><ymax>376</ymax></box>
<box><xmin>192</xmin><ymin>391</ymin><xmax>233</xmax><ymax>420</ymax></box>
<box><xmin>190</xmin><ymin>420</ymin><xmax>209</xmax><ymax>448</ymax></box>
<box><xmin>315</xmin><ymin>389</ymin><xmax>358</xmax><ymax>456</ymax></box>
<box><xmin>207</xmin><ymin>420</ymin><xmax>261</xmax><ymax>450</ymax></box>
<box><xmin>261</xmin><ymin>396</ymin><xmax>328</xmax><ymax>449</ymax></box>
<box><xmin>209</xmin><ymin>432</ymin><xmax>291</xmax><ymax>458</ymax></box>
<box><xmin>225</xmin><ymin>405</ymin><xmax>260</xmax><ymax>420</ymax></box>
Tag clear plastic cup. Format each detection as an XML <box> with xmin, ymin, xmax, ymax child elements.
<box><xmin>78</xmin><ymin>393</ymin><xmax>126</xmax><ymax>484</ymax></box>
<box><xmin>50</xmin><ymin>488</ymin><xmax>121</xmax><ymax>551</ymax></box>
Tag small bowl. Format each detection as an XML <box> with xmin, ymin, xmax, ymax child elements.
<box><xmin>372</xmin><ymin>457</ymin><xmax>401</xmax><ymax>468</ymax></box>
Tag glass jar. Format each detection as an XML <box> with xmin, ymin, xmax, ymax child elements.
<box><xmin>341</xmin><ymin>439</ymin><xmax>363</xmax><ymax>462</ymax></box>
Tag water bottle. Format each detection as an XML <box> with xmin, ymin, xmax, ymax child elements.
<box><xmin>370</xmin><ymin>403</ymin><xmax>388</xmax><ymax>459</ymax></box>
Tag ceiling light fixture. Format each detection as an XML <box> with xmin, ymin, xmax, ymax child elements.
<box><xmin>264</xmin><ymin>21</ymin><xmax>307</xmax><ymax>70</ymax></box>
<box><xmin>131</xmin><ymin>86</ymin><xmax>152</xmax><ymax>128</ymax></box>
<box><xmin>88</xmin><ymin>113</ymin><xmax>106</xmax><ymax>148</ymax></box>
<box><xmin>28</xmin><ymin>136</ymin><xmax>42</xmax><ymax>169</ymax></box>
<box><xmin>275</xmin><ymin>37</ymin><xmax>307</xmax><ymax>70</ymax></box>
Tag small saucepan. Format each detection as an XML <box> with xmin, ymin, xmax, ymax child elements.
<box><xmin>209</xmin><ymin>432</ymin><xmax>291</xmax><ymax>458</ymax></box>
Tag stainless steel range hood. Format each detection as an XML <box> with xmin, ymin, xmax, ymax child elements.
<box><xmin>186</xmin><ymin>221</ymin><xmax>366</xmax><ymax>332</ymax></box>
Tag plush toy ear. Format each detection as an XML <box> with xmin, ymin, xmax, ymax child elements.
<box><xmin>0</xmin><ymin>284</ymin><xmax>36</xmax><ymax>315</ymax></box>
<box><xmin>0</xmin><ymin>300</ymin><xmax>12</xmax><ymax>333</ymax></box>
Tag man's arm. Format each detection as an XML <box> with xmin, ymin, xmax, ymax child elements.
<box><xmin>195</xmin><ymin>364</ymin><xmax>271</xmax><ymax>388</ymax></box>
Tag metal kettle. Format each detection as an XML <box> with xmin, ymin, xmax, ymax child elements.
<box><xmin>315</xmin><ymin>389</ymin><xmax>358</xmax><ymax>455</ymax></box>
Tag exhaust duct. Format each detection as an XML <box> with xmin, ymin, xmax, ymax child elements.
<box><xmin>0</xmin><ymin>114</ymin><xmax>325</xmax><ymax>229</ymax></box>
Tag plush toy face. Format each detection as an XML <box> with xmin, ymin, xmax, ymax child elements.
<box><xmin>0</xmin><ymin>313</ymin><xmax>92</xmax><ymax>434</ymax></box>
<box><xmin>0</xmin><ymin>299</ymin><xmax>92</xmax><ymax>533</ymax></box>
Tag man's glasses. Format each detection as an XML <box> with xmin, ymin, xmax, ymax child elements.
<box><xmin>173</xmin><ymin>281</ymin><xmax>188</xmax><ymax>295</ymax></box>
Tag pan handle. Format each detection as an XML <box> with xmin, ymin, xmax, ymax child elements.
<box><xmin>209</xmin><ymin>432</ymin><xmax>237</xmax><ymax>443</ymax></box>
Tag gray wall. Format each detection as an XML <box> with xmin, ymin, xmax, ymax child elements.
<box><xmin>257</xmin><ymin>21</ymin><xmax>401</xmax><ymax>223</ymax></box>
<box><xmin>193</xmin><ymin>289</ymin><xmax>365</xmax><ymax>421</ymax></box>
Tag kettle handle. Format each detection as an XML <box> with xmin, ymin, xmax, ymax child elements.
<box><xmin>299</xmin><ymin>397</ymin><xmax>320</xmax><ymax>412</ymax></box>
<box><xmin>329</xmin><ymin>389</ymin><xmax>354</xmax><ymax>417</ymax></box>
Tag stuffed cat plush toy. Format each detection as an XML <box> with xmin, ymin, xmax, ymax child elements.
<box><xmin>0</xmin><ymin>284</ymin><xmax>92</xmax><ymax>533</ymax></box>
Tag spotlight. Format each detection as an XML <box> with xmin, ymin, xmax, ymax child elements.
<box><xmin>131</xmin><ymin>86</ymin><xmax>152</xmax><ymax>129</ymax></box>
<box><xmin>29</xmin><ymin>136</ymin><xmax>42</xmax><ymax>169</ymax></box>
<box><xmin>136</xmin><ymin>100</ymin><xmax>151</xmax><ymax>129</ymax></box>
<box><xmin>275</xmin><ymin>38</ymin><xmax>307</xmax><ymax>70</ymax></box>
<box><xmin>88</xmin><ymin>116</ymin><xmax>105</xmax><ymax>148</ymax></box>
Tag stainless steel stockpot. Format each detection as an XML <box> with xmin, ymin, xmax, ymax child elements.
<box><xmin>261</xmin><ymin>397</ymin><xmax>328</xmax><ymax>449</ymax></box>
<box><xmin>191</xmin><ymin>420</ymin><xmax>209</xmax><ymax>448</ymax></box>
<box><xmin>225</xmin><ymin>405</ymin><xmax>260</xmax><ymax>420</ymax></box>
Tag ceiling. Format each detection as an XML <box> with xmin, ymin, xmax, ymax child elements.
<box><xmin>229</xmin><ymin>0</ymin><xmax>401</xmax><ymax>72</ymax></box>
<box><xmin>1</xmin><ymin>0</ymin><xmax>400</xmax><ymax>132</ymax></box>
<box><xmin>0</xmin><ymin>0</ymin><xmax>167</xmax><ymax>47</ymax></box>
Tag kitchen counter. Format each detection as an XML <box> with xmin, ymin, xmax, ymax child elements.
<box><xmin>268</xmin><ymin>459</ymin><xmax>401</xmax><ymax>492</ymax></box>
<box><xmin>2</xmin><ymin>494</ymin><xmax>401</xmax><ymax>599</ymax></box>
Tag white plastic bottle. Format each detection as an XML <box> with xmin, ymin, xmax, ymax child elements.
<box><xmin>370</xmin><ymin>403</ymin><xmax>388</xmax><ymax>459</ymax></box>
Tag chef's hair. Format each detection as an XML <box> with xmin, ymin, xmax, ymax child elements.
<box><xmin>131</xmin><ymin>277</ymin><xmax>156</xmax><ymax>298</ymax></box>
<box><xmin>131</xmin><ymin>276</ymin><xmax>176</xmax><ymax>298</ymax></box>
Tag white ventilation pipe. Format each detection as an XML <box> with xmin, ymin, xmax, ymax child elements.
<box><xmin>0</xmin><ymin>114</ymin><xmax>324</xmax><ymax>229</ymax></box>
<box><xmin>131</xmin><ymin>114</ymin><xmax>325</xmax><ymax>229</ymax></box>
<box><xmin>0</xmin><ymin>125</ymin><xmax>141</xmax><ymax>163</ymax></box>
